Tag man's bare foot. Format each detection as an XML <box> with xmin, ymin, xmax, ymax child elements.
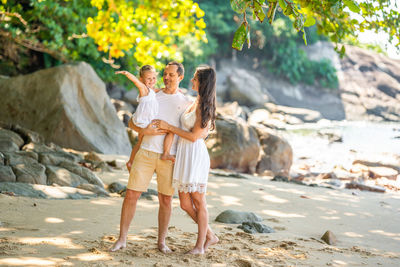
<box><xmin>126</xmin><ymin>161</ymin><xmax>132</xmax><ymax>172</ymax></box>
<box><xmin>158</xmin><ymin>243</ymin><xmax>172</xmax><ymax>253</ymax></box>
<box><xmin>185</xmin><ymin>247</ymin><xmax>204</xmax><ymax>255</ymax></box>
<box><xmin>160</xmin><ymin>154</ymin><xmax>175</xmax><ymax>162</ymax></box>
<box><xmin>204</xmin><ymin>234</ymin><xmax>219</xmax><ymax>251</ymax></box>
<box><xmin>110</xmin><ymin>239</ymin><xmax>126</xmax><ymax>252</ymax></box>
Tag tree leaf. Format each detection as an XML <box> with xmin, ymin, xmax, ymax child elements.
<box><xmin>302</xmin><ymin>30</ymin><xmax>307</xmax><ymax>45</ymax></box>
<box><xmin>343</xmin><ymin>0</ymin><xmax>360</xmax><ymax>13</ymax></box>
<box><xmin>304</xmin><ymin>16</ymin><xmax>315</xmax><ymax>27</ymax></box>
<box><xmin>253</xmin><ymin>0</ymin><xmax>266</xmax><ymax>22</ymax></box>
<box><xmin>231</xmin><ymin>0</ymin><xmax>249</xmax><ymax>14</ymax></box>
<box><xmin>278</xmin><ymin>0</ymin><xmax>287</xmax><ymax>10</ymax></box>
<box><xmin>267</xmin><ymin>1</ymin><xmax>278</xmax><ymax>24</ymax></box>
<box><xmin>232</xmin><ymin>22</ymin><xmax>247</xmax><ymax>50</ymax></box>
<box><xmin>247</xmin><ymin>24</ymin><xmax>251</xmax><ymax>48</ymax></box>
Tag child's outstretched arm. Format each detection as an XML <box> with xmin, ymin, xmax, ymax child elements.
<box><xmin>115</xmin><ymin>70</ymin><xmax>149</xmax><ymax>97</ymax></box>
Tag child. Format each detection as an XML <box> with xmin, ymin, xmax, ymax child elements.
<box><xmin>115</xmin><ymin>65</ymin><xmax>175</xmax><ymax>172</ymax></box>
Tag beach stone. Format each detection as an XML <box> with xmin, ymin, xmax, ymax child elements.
<box><xmin>321</xmin><ymin>230</ymin><xmax>337</xmax><ymax>245</ymax></box>
<box><xmin>3</xmin><ymin>151</ymin><xmax>38</xmax><ymax>165</ymax></box>
<box><xmin>0</xmin><ymin>140</ymin><xmax>20</xmax><ymax>152</ymax></box>
<box><xmin>206</xmin><ymin>116</ymin><xmax>260</xmax><ymax>173</ymax></box>
<box><xmin>94</xmin><ymin>161</ymin><xmax>113</xmax><ymax>172</ymax></box>
<box><xmin>216</xmin><ymin>101</ymin><xmax>248</xmax><ymax>121</ymax></box>
<box><xmin>77</xmin><ymin>183</ymin><xmax>109</xmax><ymax>197</ymax></box>
<box><xmin>58</xmin><ymin>161</ymin><xmax>104</xmax><ymax>188</ymax></box>
<box><xmin>0</xmin><ymin>128</ymin><xmax>24</xmax><ymax>148</ymax></box>
<box><xmin>0</xmin><ymin>152</ymin><xmax>4</xmax><ymax>165</ymax></box>
<box><xmin>10</xmin><ymin>124</ymin><xmax>45</xmax><ymax>144</ymax></box>
<box><xmin>264</xmin><ymin>103</ymin><xmax>322</xmax><ymax>123</ymax></box>
<box><xmin>108</xmin><ymin>182</ymin><xmax>126</xmax><ymax>193</ymax></box>
<box><xmin>0</xmin><ymin>165</ymin><xmax>16</xmax><ymax>182</ymax></box>
<box><xmin>0</xmin><ymin>62</ymin><xmax>131</xmax><ymax>155</ymax></box>
<box><xmin>46</xmin><ymin>165</ymin><xmax>87</xmax><ymax>187</ymax></box>
<box><xmin>39</xmin><ymin>152</ymin><xmax>77</xmax><ymax>166</ymax></box>
<box><xmin>0</xmin><ymin>182</ymin><xmax>98</xmax><ymax>199</ymax></box>
<box><xmin>238</xmin><ymin>222</ymin><xmax>275</xmax><ymax>234</ymax></box>
<box><xmin>215</xmin><ymin>210</ymin><xmax>263</xmax><ymax>224</ymax></box>
<box><xmin>22</xmin><ymin>142</ymin><xmax>56</xmax><ymax>153</ymax></box>
<box><xmin>255</xmin><ymin>126</ymin><xmax>293</xmax><ymax>175</ymax></box>
<box><xmin>84</xmin><ymin>151</ymin><xmax>103</xmax><ymax>162</ymax></box>
<box><xmin>226</xmin><ymin>68</ymin><xmax>271</xmax><ymax>107</ymax></box>
<box><xmin>140</xmin><ymin>188</ymin><xmax>159</xmax><ymax>200</ymax></box>
<box><xmin>122</xmin><ymin>89</ymin><xmax>139</xmax><ymax>106</ymax></box>
<box><xmin>12</xmin><ymin>163</ymin><xmax>46</xmax><ymax>184</ymax></box>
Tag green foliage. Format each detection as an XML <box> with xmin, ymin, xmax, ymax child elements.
<box><xmin>229</xmin><ymin>0</ymin><xmax>400</xmax><ymax>58</ymax></box>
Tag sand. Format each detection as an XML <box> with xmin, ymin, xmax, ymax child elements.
<box><xmin>1</xmin><ymin>160</ymin><xmax>400</xmax><ymax>266</ymax></box>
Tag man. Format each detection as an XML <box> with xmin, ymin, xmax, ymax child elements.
<box><xmin>110</xmin><ymin>61</ymin><xmax>191</xmax><ymax>253</ymax></box>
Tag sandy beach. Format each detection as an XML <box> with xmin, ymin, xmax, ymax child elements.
<box><xmin>1</xmin><ymin>158</ymin><xmax>400</xmax><ymax>267</ymax></box>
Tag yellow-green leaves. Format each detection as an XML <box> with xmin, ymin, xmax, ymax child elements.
<box><xmin>253</xmin><ymin>0</ymin><xmax>266</xmax><ymax>23</ymax></box>
<box><xmin>87</xmin><ymin>0</ymin><xmax>207</xmax><ymax>69</ymax></box>
<box><xmin>343</xmin><ymin>0</ymin><xmax>361</xmax><ymax>13</ymax></box>
<box><xmin>267</xmin><ymin>1</ymin><xmax>278</xmax><ymax>24</ymax></box>
<box><xmin>232</xmin><ymin>22</ymin><xmax>248</xmax><ymax>50</ymax></box>
<box><xmin>230</xmin><ymin>0</ymin><xmax>250</xmax><ymax>14</ymax></box>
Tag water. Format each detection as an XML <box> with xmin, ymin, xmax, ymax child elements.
<box><xmin>282</xmin><ymin>121</ymin><xmax>400</xmax><ymax>173</ymax></box>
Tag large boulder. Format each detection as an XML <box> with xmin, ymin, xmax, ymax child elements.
<box><xmin>0</xmin><ymin>62</ymin><xmax>131</xmax><ymax>154</ymax></box>
<box><xmin>255</xmin><ymin>126</ymin><xmax>293</xmax><ymax>175</ymax></box>
<box><xmin>206</xmin><ymin>116</ymin><xmax>260</xmax><ymax>173</ymax></box>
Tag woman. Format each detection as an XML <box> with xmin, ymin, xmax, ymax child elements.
<box><xmin>154</xmin><ymin>65</ymin><xmax>219</xmax><ymax>254</ymax></box>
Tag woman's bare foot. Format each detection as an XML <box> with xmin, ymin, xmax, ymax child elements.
<box><xmin>110</xmin><ymin>239</ymin><xmax>126</xmax><ymax>252</ymax></box>
<box><xmin>158</xmin><ymin>243</ymin><xmax>172</xmax><ymax>253</ymax></box>
<box><xmin>204</xmin><ymin>234</ymin><xmax>219</xmax><ymax>251</ymax></box>
<box><xmin>160</xmin><ymin>153</ymin><xmax>175</xmax><ymax>162</ymax></box>
<box><xmin>185</xmin><ymin>247</ymin><xmax>204</xmax><ymax>255</ymax></box>
<box><xmin>126</xmin><ymin>161</ymin><xmax>132</xmax><ymax>172</ymax></box>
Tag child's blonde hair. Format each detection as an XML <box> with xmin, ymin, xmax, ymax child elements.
<box><xmin>139</xmin><ymin>65</ymin><xmax>156</xmax><ymax>78</ymax></box>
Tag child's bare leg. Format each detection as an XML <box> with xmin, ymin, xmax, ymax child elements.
<box><xmin>126</xmin><ymin>134</ymin><xmax>143</xmax><ymax>172</ymax></box>
<box><xmin>160</xmin><ymin>133</ymin><xmax>175</xmax><ymax>162</ymax></box>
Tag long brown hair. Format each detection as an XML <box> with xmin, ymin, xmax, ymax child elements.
<box><xmin>196</xmin><ymin>65</ymin><xmax>216</xmax><ymax>130</ymax></box>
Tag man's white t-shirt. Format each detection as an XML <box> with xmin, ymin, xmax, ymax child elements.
<box><xmin>140</xmin><ymin>90</ymin><xmax>192</xmax><ymax>155</ymax></box>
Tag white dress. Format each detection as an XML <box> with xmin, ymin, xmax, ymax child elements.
<box><xmin>131</xmin><ymin>89</ymin><xmax>158</xmax><ymax>128</ymax></box>
<box><xmin>173</xmin><ymin>106</ymin><xmax>210</xmax><ymax>193</ymax></box>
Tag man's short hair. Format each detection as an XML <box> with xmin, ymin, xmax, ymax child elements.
<box><xmin>166</xmin><ymin>61</ymin><xmax>184</xmax><ymax>76</ymax></box>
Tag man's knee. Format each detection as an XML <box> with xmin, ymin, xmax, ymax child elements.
<box><xmin>125</xmin><ymin>189</ymin><xmax>142</xmax><ymax>201</ymax></box>
<box><xmin>158</xmin><ymin>193</ymin><xmax>172</xmax><ymax>208</ymax></box>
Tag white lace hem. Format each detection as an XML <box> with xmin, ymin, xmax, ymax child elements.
<box><xmin>173</xmin><ymin>179</ymin><xmax>207</xmax><ymax>193</ymax></box>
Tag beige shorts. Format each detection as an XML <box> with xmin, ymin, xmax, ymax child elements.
<box><xmin>127</xmin><ymin>148</ymin><xmax>174</xmax><ymax>196</ymax></box>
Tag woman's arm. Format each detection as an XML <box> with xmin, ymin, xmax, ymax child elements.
<box><xmin>115</xmin><ymin>71</ymin><xmax>149</xmax><ymax>97</ymax></box>
<box><xmin>155</xmin><ymin>108</ymin><xmax>208</xmax><ymax>142</ymax></box>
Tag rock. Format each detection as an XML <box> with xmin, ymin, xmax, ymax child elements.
<box><xmin>216</xmin><ymin>102</ymin><xmax>248</xmax><ymax>121</ymax></box>
<box><xmin>345</xmin><ymin>181</ymin><xmax>386</xmax><ymax>193</ymax></box>
<box><xmin>12</xmin><ymin>163</ymin><xmax>47</xmax><ymax>184</ymax></box>
<box><xmin>108</xmin><ymin>182</ymin><xmax>126</xmax><ymax>193</ymax></box>
<box><xmin>0</xmin><ymin>165</ymin><xmax>16</xmax><ymax>182</ymax></box>
<box><xmin>0</xmin><ymin>128</ymin><xmax>24</xmax><ymax>149</ymax></box>
<box><xmin>317</xmin><ymin>129</ymin><xmax>343</xmax><ymax>143</ymax></box>
<box><xmin>4</xmin><ymin>151</ymin><xmax>38</xmax><ymax>165</ymax></box>
<box><xmin>215</xmin><ymin>210</ymin><xmax>263</xmax><ymax>224</ymax></box>
<box><xmin>10</xmin><ymin>124</ymin><xmax>45</xmax><ymax>144</ymax></box>
<box><xmin>0</xmin><ymin>182</ymin><xmax>98</xmax><ymax>199</ymax></box>
<box><xmin>367</xmin><ymin>166</ymin><xmax>398</xmax><ymax>180</ymax></box>
<box><xmin>22</xmin><ymin>142</ymin><xmax>56</xmax><ymax>153</ymax></box>
<box><xmin>209</xmin><ymin>169</ymin><xmax>248</xmax><ymax>179</ymax></box>
<box><xmin>238</xmin><ymin>222</ymin><xmax>275</xmax><ymax>234</ymax></box>
<box><xmin>0</xmin><ymin>140</ymin><xmax>20</xmax><ymax>152</ymax></box>
<box><xmin>122</xmin><ymin>89</ymin><xmax>139</xmax><ymax>106</ymax></box>
<box><xmin>0</xmin><ymin>152</ymin><xmax>4</xmax><ymax>165</ymax></box>
<box><xmin>46</xmin><ymin>165</ymin><xmax>87</xmax><ymax>187</ymax></box>
<box><xmin>111</xmin><ymin>98</ymin><xmax>135</xmax><ymax>113</ymax></box>
<box><xmin>0</xmin><ymin>62</ymin><xmax>131</xmax><ymax>155</ymax></box>
<box><xmin>58</xmin><ymin>161</ymin><xmax>104</xmax><ymax>188</ymax></box>
<box><xmin>206</xmin><ymin>116</ymin><xmax>260</xmax><ymax>173</ymax></box>
<box><xmin>84</xmin><ymin>151</ymin><xmax>103</xmax><ymax>162</ymax></box>
<box><xmin>38</xmin><ymin>152</ymin><xmax>78</xmax><ymax>166</ymax></box>
<box><xmin>264</xmin><ymin>103</ymin><xmax>323</xmax><ymax>123</ymax></box>
<box><xmin>77</xmin><ymin>183</ymin><xmax>109</xmax><ymax>197</ymax></box>
<box><xmin>255</xmin><ymin>127</ymin><xmax>293</xmax><ymax>175</ymax></box>
<box><xmin>226</xmin><ymin>68</ymin><xmax>272</xmax><ymax>107</ymax></box>
<box><xmin>106</xmin><ymin>83</ymin><xmax>126</xmax><ymax>100</ymax></box>
<box><xmin>93</xmin><ymin>161</ymin><xmax>113</xmax><ymax>172</ymax></box>
<box><xmin>321</xmin><ymin>230</ymin><xmax>337</xmax><ymax>245</ymax></box>
<box><xmin>117</xmin><ymin>110</ymin><xmax>132</xmax><ymax>127</ymax></box>
<box><xmin>140</xmin><ymin>188</ymin><xmax>159</xmax><ymax>200</ymax></box>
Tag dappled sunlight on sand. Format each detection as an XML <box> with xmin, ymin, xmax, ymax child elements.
<box><xmin>90</xmin><ymin>198</ymin><xmax>117</xmax><ymax>206</ymax></box>
<box><xmin>370</xmin><ymin>230</ymin><xmax>400</xmax><ymax>241</ymax></box>
<box><xmin>262</xmin><ymin>209</ymin><xmax>305</xmax><ymax>218</ymax></box>
<box><xmin>320</xmin><ymin>216</ymin><xmax>341</xmax><ymax>220</ymax></box>
<box><xmin>72</xmin><ymin>217</ymin><xmax>86</xmax><ymax>222</ymax></box>
<box><xmin>344</xmin><ymin>232</ymin><xmax>364</xmax><ymax>238</ymax></box>
<box><xmin>212</xmin><ymin>195</ymin><xmax>242</xmax><ymax>207</ymax></box>
<box><xmin>0</xmin><ymin>257</ymin><xmax>69</xmax><ymax>266</ymax></box>
<box><xmin>70</xmin><ymin>253</ymin><xmax>112</xmax><ymax>261</ymax></box>
<box><xmin>17</xmin><ymin>237</ymin><xmax>84</xmax><ymax>249</ymax></box>
<box><xmin>45</xmin><ymin>217</ymin><xmax>64</xmax><ymax>223</ymax></box>
<box><xmin>260</xmin><ymin>193</ymin><xmax>289</xmax><ymax>204</ymax></box>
